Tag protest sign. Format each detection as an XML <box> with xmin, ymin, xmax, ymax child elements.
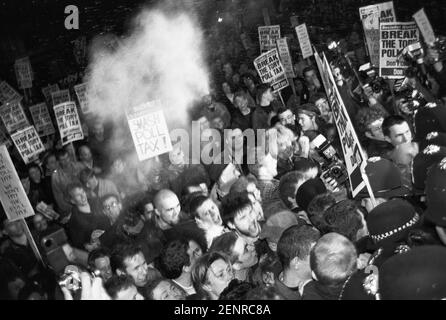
<box><xmin>276</xmin><ymin>38</ymin><xmax>296</xmax><ymax>79</ymax></box>
<box><xmin>0</xmin><ymin>99</ymin><xmax>29</xmax><ymax>134</ymax></box>
<box><xmin>29</xmin><ymin>103</ymin><xmax>56</xmax><ymax>137</ymax></box>
<box><xmin>14</xmin><ymin>57</ymin><xmax>33</xmax><ymax>89</ymax></box>
<box><xmin>258</xmin><ymin>25</ymin><xmax>281</xmax><ymax>52</ymax></box>
<box><xmin>379</xmin><ymin>22</ymin><xmax>419</xmax><ymax>79</ymax></box>
<box><xmin>11</xmin><ymin>126</ymin><xmax>45</xmax><ymax>164</ymax></box>
<box><xmin>54</xmin><ymin>102</ymin><xmax>84</xmax><ymax>146</ymax></box>
<box><xmin>74</xmin><ymin>83</ymin><xmax>90</xmax><ymax>114</ymax></box>
<box><xmin>41</xmin><ymin>84</ymin><xmax>60</xmax><ymax>103</ymax></box>
<box><xmin>51</xmin><ymin>89</ymin><xmax>71</xmax><ymax>106</ymax></box>
<box><xmin>314</xmin><ymin>50</ymin><xmax>370</xmax><ymax>198</ymax></box>
<box><xmin>295</xmin><ymin>23</ymin><xmax>313</xmax><ymax>59</ymax></box>
<box><xmin>359</xmin><ymin>2</ymin><xmax>396</xmax><ymax>67</ymax></box>
<box><xmin>0</xmin><ymin>81</ymin><xmax>22</xmax><ymax>104</ymax></box>
<box><xmin>0</xmin><ymin>145</ymin><xmax>35</xmax><ymax>221</ymax></box>
<box><xmin>126</xmin><ymin>100</ymin><xmax>173</xmax><ymax>162</ymax></box>
<box><xmin>253</xmin><ymin>48</ymin><xmax>289</xmax><ymax>92</ymax></box>
<box><xmin>413</xmin><ymin>8</ymin><xmax>436</xmax><ymax>46</ymax></box>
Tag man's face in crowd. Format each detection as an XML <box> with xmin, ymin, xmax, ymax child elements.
<box><xmin>212</xmin><ymin>117</ymin><xmax>225</xmax><ymax>130</ymax></box>
<box><xmin>58</xmin><ymin>153</ymin><xmax>71</xmax><ymax>169</ymax></box>
<box><xmin>94</xmin><ymin>256</ymin><xmax>113</xmax><ymax>281</ymax></box>
<box><xmin>232</xmin><ymin>236</ymin><xmax>258</xmax><ymax>270</ymax></box>
<box><xmin>206</xmin><ymin>258</ymin><xmax>234</xmax><ymax>297</ymax></box>
<box><xmin>232</xmin><ymin>205</ymin><xmax>261</xmax><ymax>238</ymax></box>
<box><xmin>278</xmin><ymin>110</ymin><xmax>296</xmax><ymax>126</ymax></box>
<box><xmin>169</xmin><ymin>147</ymin><xmax>186</xmax><ymax>166</ymax></box>
<box><xmin>298</xmin><ymin>112</ymin><xmax>316</xmax><ymax>132</ymax></box>
<box><xmin>223</xmin><ymin>63</ymin><xmax>233</xmax><ymax>76</ymax></box>
<box><xmin>153</xmin><ymin>280</ymin><xmax>186</xmax><ymax>300</ymax></box>
<box><xmin>222</xmin><ymin>82</ymin><xmax>232</xmax><ymax>95</ymax></box>
<box><xmin>33</xmin><ymin>214</ymin><xmax>48</xmax><ymax>233</ymax></box>
<box><xmin>79</xmin><ymin>146</ymin><xmax>92</xmax><ymax>162</ymax></box>
<box><xmin>385</xmin><ymin>121</ymin><xmax>412</xmax><ymax>146</ymax></box>
<box><xmin>315</xmin><ymin>98</ymin><xmax>331</xmax><ymax>122</ymax></box>
<box><xmin>156</xmin><ymin>193</ymin><xmax>181</xmax><ymax>226</ymax></box>
<box><xmin>93</xmin><ymin>122</ymin><xmax>104</xmax><ymax>138</ymax></box>
<box><xmin>304</xmin><ymin>69</ymin><xmax>321</xmax><ymax>89</ymax></box>
<box><xmin>123</xmin><ymin>252</ymin><xmax>149</xmax><ymax>287</ymax></box>
<box><xmin>45</xmin><ymin>155</ymin><xmax>58</xmax><ymax>172</ymax></box>
<box><xmin>196</xmin><ymin>199</ymin><xmax>222</xmax><ymax>229</ymax></box>
<box><xmin>261</xmin><ymin>88</ymin><xmax>274</xmax><ymax>105</ymax></box>
<box><xmin>70</xmin><ymin>187</ymin><xmax>89</xmax><ymax>207</ymax></box>
<box><xmin>366</xmin><ymin>118</ymin><xmax>385</xmax><ymax>141</ymax></box>
<box><xmin>86</xmin><ymin>176</ymin><xmax>99</xmax><ymax>191</ymax></box>
<box><xmin>28</xmin><ymin>167</ymin><xmax>42</xmax><ymax>184</ymax></box>
<box><xmin>198</xmin><ymin>116</ymin><xmax>210</xmax><ymax>131</ymax></box>
<box><xmin>115</xmin><ymin>284</ymin><xmax>144</xmax><ymax>300</ymax></box>
<box><xmin>3</xmin><ymin>220</ymin><xmax>25</xmax><ymax>238</ymax></box>
<box><xmin>234</xmin><ymin>96</ymin><xmax>250</xmax><ymax>115</ymax></box>
<box><xmin>102</xmin><ymin>196</ymin><xmax>122</xmax><ymax>224</ymax></box>
<box><xmin>187</xmin><ymin>240</ymin><xmax>203</xmax><ymax>267</ymax></box>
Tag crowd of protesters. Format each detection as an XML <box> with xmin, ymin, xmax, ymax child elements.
<box><xmin>2</xmin><ymin>2</ymin><xmax>446</xmax><ymax>300</ymax></box>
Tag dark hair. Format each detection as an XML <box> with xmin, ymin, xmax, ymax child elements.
<box><xmin>293</xmin><ymin>157</ymin><xmax>319</xmax><ymax>176</ymax></box>
<box><xmin>245</xmin><ymin>285</ymin><xmax>285</xmax><ymax>300</ymax></box>
<box><xmin>188</xmin><ymin>195</ymin><xmax>211</xmax><ymax>220</ymax></box>
<box><xmin>27</xmin><ymin>163</ymin><xmax>42</xmax><ymax>175</ymax></box>
<box><xmin>143</xmin><ymin>277</ymin><xmax>166</xmax><ymax>300</ymax></box>
<box><xmin>355</xmin><ymin>106</ymin><xmax>388</xmax><ymax>135</ymax></box>
<box><xmin>220</xmin><ymin>192</ymin><xmax>253</xmax><ymax>225</ymax></box>
<box><xmin>278</xmin><ymin>171</ymin><xmax>306</xmax><ymax>209</ymax></box>
<box><xmin>309</xmin><ymin>92</ymin><xmax>328</xmax><ymax>104</ymax></box>
<box><xmin>55</xmin><ymin>148</ymin><xmax>69</xmax><ymax>160</ymax></box>
<box><xmin>79</xmin><ymin>167</ymin><xmax>95</xmax><ymax>185</ymax></box>
<box><xmin>382</xmin><ymin>115</ymin><xmax>408</xmax><ymax>137</ymax></box>
<box><xmin>277</xmin><ymin>224</ymin><xmax>321</xmax><ymax>267</ymax></box>
<box><xmin>320</xmin><ymin>200</ymin><xmax>366</xmax><ymax>242</ymax></box>
<box><xmin>66</xmin><ymin>182</ymin><xmax>85</xmax><ymax>198</ymax></box>
<box><xmin>110</xmin><ymin>242</ymin><xmax>144</xmax><ymax>273</ymax></box>
<box><xmin>306</xmin><ymin>192</ymin><xmax>338</xmax><ymax>228</ymax></box>
<box><xmin>208</xmin><ymin>232</ymin><xmax>239</xmax><ymax>264</ymax></box>
<box><xmin>158</xmin><ymin>239</ymin><xmax>191</xmax><ymax>279</ymax></box>
<box><xmin>88</xmin><ymin>248</ymin><xmax>111</xmax><ymax>270</ymax></box>
<box><xmin>229</xmin><ymin>176</ymin><xmax>258</xmax><ymax>195</ymax></box>
<box><xmin>302</xmin><ymin>66</ymin><xmax>317</xmax><ymax>77</ymax></box>
<box><xmin>103</xmin><ymin>275</ymin><xmax>135</xmax><ymax>299</ymax></box>
<box><xmin>219</xmin><ymin>279</ymin><xmax>254</xmax><ymax>300</ymax></box>
<box><xmin>100</xmin><ymin>193</ymin><xmax>121</xmax><ymax>209</ymax></box>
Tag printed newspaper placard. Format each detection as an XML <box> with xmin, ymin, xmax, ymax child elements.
<box><xmin>54</xmin><ymin>102</ymin><xmax>84</xmax><ymax>146</ymax></box>
<box><xmin>379</xmin><ymin>22</ymin><xmax>419</xmax><ymax>79</ymax></box>
<box><xmin>276</xmin><ymin>38</ymin><xmax>296</xmax><ymax>79</ymax></box>
<box><xmin>258</xmin><ymin>25</ymin><xmax>281</xmax><ymax>52</ymax></box>
<box><xmin>314</xmin><ymin>50</ymin><xmax>368</xmax><ymax>197</ymax></box>
<box><xmin>42</xmin><ymin>84</ymin><xmax>60</xmax><ymax>103</ymax></box>
<box><xmin>14</xmin><ymin>57</ymin><xmax>33</xmax><ymax>89</ymax></box>
<box><xmin>295</xmin><ymin>23</ymin><xmax>313</xmax><ymax>59</ymax></box>
<box><xmin>51</xmin><ymin>89</ymin><xmax>71</xmax><ymax>107</ymax></box>
<box><xmin>253</xmin><ymin>48</ymin><xmax>289</xmax><ymax>92</ymax></box>
<box><xmin>0</xmin><ymin>100</ymin><xmax>29</xmax><ymax>134</ymax></box>
<box><xmin>74</xmin><ymin>83</ymin><xmax>90</xmax><ymax>114</ymax></box>
<box><xmin>0</xmin><ymin>81</ymin><xmax>22</xmax><ymax>104</ymax></box>
<box><xmin>11</xmin><ymin>126</ymin><xmax>45</xmax><ymax>164</ymax></box>
<box><xmin>126</xmin><ymin>100</ymin><xmax>173</xmax><ymax>162</ymax></box>
<box><xmin>0</xmin><ymin>145</ymin><xmax>35</xmax><ymax>221</ymax></box>
<box><xmin>29</xmin><ymin>103</ymin><xmax>56</xmax><ymax>137</ymax></box>
<box><xmin>413</xmin><ymin>8</ymin><xmax>436</xmax><ymax>46</ymax></box>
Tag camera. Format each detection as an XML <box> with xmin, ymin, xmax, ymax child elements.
<box><xmin>58</xmin><ymin>265</ymin><xmax>101</xmax><ymax>296</ymax></box>
<box><xmin>428</xmin><ymin>36</ymin><xmax>446</xmax><ymax>63</ymax></box>
<box><xmin>322</xmin><ymin>162</ymin><xmax>349</xmax><ymax>185</ymax></box>
<box><xmin>397</xmin><ymin>88</ymin><xmax>427</xmax><ymax>113</ymax></box>
<box><xmin>399</xmin><ymin>42</ymin><xmax>425</xmax><ymax>65</ymax></box>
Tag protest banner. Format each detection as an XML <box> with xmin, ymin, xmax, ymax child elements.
<box><xmin>276</xmin><ymin>38</ymin><xmax>296</xmax><ymax>79</ymax></box>
<box><xmin>295</xmin><ymin>23</ymin><xmax>313</xmax><ymax>59</ymax></box>
<box><xmin>51</xmin><ymin>89</ymin><xmax>71</xmax><ymax>106</ymax></box>
<box><xmin>413</xmin><ymin>8</ymin><xmax>436</xmax><ymax>46</ymax></box>
<box><xmin>0</xmin><ymin>144</ymin><xmax>35</xmax><ymax>221</ymax></box>
<box><xmin>0</xmin><ymin>81</ymin><xmax>22</xmax><ymax>104</ymax></box>
<box><xmin>14</xmin><ymin>57</ymin><xmax>33</xmax><ymax>89</ymax></box>
<box><xmin>11</xmin><ymin>126</ymin><xmax>45</xmax><ymax>164</ymax></box>
<box><xmin>0</xmin><ymin>99</ymin><xmax>29</xmax><ymax>134</ymax></box>
<box><xmin>379</xmin><ymin>22</ymin><xmax>419</xmax><ymax>79</ymax></box>
<box><xmin>314</xmin><ymin>49</ymin><xmax>373</xmax><ymax>199</ymax></box>
<box><xmin>258</xmin><ymin>25</ymin><xmax>281</xmax><ymax>52</ymax></box>
<box><xmin>54</xmin><ymin>102</ymin><xmax>84</xmax><ymax>146</ymax></box>
<box><xmin>359</xmin><ymin>1</ymin><xmax>396</xmax><ymax>67</ymax></box>
<box><xmin>253</xmin><ymin>48</ymin><xmax>289</xmax><ymax>92</ymax></box>
<box><xmin>74</xmin><ymin>83</ymin><xmax>90</xmax><ymax>114</ymax></box>
<box><xmin>126</xmin><ymin>100</ymin><xmax>173</xmax><ymax>162</ymax></box>
<box><xmin>29</xmin><ymin>103</ymin><xmax>56</xmax><ymax>137</ymax></box>
<box><xmin>41</xmin><ymin>84</ymin><xmax>60</xmax><ymax>103</ymax></box>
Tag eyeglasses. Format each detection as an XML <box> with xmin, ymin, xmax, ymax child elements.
<box><xmin>104</xmin><ymin>201</ymin><xmax>119</xmax><ymax>211</ymax></box>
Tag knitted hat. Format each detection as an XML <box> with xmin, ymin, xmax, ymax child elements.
<box><xmin>414</xmin><ymin>102</ymin><xmax>446</xmax><ymax>141</ymax></box>
<box><xmin>425</xmin><ymin>157</ymin><xmax>446</xmax><ymax>227</ymax></box>
<box><xmin>379</xmin><ymin>246</ymin><xmax>446</xmax><ymax>300</ymax></box>
<box><xmin>366</xmin><ymin>199</ymin><xmax>420</xmax><ymax>248</ymax></box>
<box><xmin>355</xmin><ymin>157</ymin><xmax>411</xmax><ymax>199</ymax></box>
<box><xmin>411</xmin><ymin>145</ymin><xmax>446</xmax><ymax>194</ymax></box>
<box><xmin>295</xmin><ymin>178</ymin><xmax>327</xmax><ymax>212</ymax></box>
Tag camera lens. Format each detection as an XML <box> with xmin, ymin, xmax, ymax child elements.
<box><xmin>42</xmin><ymin>238</ymin><xmax>53</xmax><ymax>248</ymax></box>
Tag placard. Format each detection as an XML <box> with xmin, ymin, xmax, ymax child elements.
<box><xmin>379</xmin><ymin>22</ymin><xmax>419</xmax><ymax>79</ymax></box>
<box><xmin>258</xmin><ymin>25</ymin><xmax>281</xmax><ymax>52</ymax></box>
<box><xmin>11</xmin><ymin>126</ymin><xmax>45</xmax><ymax>164</ymax></box>
<box><xmin>29</xmin><ymin>103</ymin><xmax>56</xmax><ymax>137</ymax></box>
<box><xmin>42</xmin><ymin>84</ymin><xmax>60</xmax><ymax>102</ymax></box>
<box><xmin>253</xmin><ymin>48</ymin><xmax>289</xmax><ymax>92</ymax></box>
<box><xmin>54</xmin><ymin>102</ymin><xmax>84</xmax><ymax>146</ymax></box>
<box><xmin>51</xmin><ymin>89</ymin><xmax>71</xmax><ymax>107</ymax></box>
<box><xmin>0</xmin><ymin>145</ymin><xmax>35</xmax><ymax>221</ymax></box>
<box><xmin>74</xmin><ymin>83</ymin><xmax>90</xmax><ymax>114</ymax></box>
<box><xmin>14</xmin><ymin>57</ymin><xmax>33</xmax><ymax>89</ymax></box>
<box><xmin>413</xmin><ymin>8</ymin><xmax>436</xmax><ymax>46</ymax></box>
<box><xmin>295</xmin><ymin>23</ymin><xmax>313</xmax><ymax>59</ymax></box>
<box><xmin>0</xmin><ymin>99</ymin><xmax>29</xmax><ymax>134</ymax></box>
<box><xmin>0</xmin><ymin>81</ymin><xmax>22</xmax><ymax>104</ymax></box>
<box><xmin>126</xmin><ymin>101</ymin><xmax>173</xmax><ymax>162</ymax></box>
<box><xmin>276</xmin><ymin>38</ymin><xmax>296</xmax><ymax>79</ymax></box>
